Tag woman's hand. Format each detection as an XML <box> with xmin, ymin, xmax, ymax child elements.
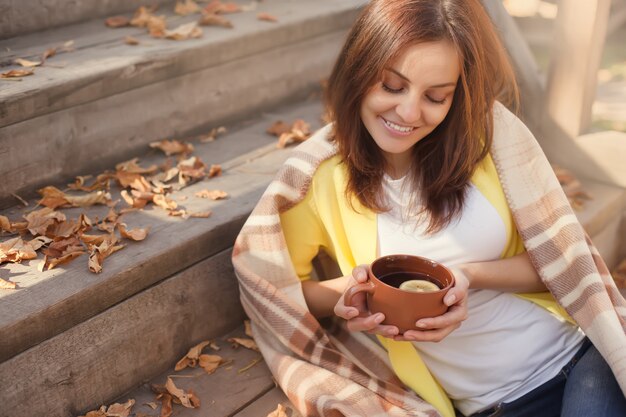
<box><xmin>333</xmin><ymin>265</ymin><xmax>402</xmax><ymax>338</ymax></box>
<box><xmin>400</xmin><ymin>266</ymin><xmax>469</xmax><ymax>342</ymax></box>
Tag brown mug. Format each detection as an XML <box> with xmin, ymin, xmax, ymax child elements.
<box><xmin>344</xmin><ymin>254</ymin><xmax>455</xmax><ymax>333</ymax></box>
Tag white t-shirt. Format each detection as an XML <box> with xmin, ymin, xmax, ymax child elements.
<box><xmin>377</xmin><ymin>175</ymin><xmax>584</xmax><ymax>415</ymax></box>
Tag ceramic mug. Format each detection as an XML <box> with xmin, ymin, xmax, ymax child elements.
<box><xmin>344</xmin><ymin>254</ymin><xmax>455</xmax><ymax>333</ymax></box>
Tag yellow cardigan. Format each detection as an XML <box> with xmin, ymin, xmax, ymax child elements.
<box><xmin>280</xmin><ymin>153</ymin><xmax>572</xmax><ymax>417</ymax></box>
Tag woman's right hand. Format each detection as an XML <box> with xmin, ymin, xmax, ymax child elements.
<box><xmin>333</xmin><ymin>265</ymin><xmax>401</xmax><ymax>338</ymax></box>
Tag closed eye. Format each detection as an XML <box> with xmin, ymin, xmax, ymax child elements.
<box><xmin>382</xmin><ymin>83</ymin><xmax>403</xmax><ymax>94</ymax></box>
<box><xmin>426</xmin><ymin>95</ymin><xmax>446</xmax><ymax>105</ymax></box>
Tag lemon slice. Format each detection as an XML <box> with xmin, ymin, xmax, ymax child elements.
<box><xmin>398</xmin><ymin>279</ymin><xmax>440</xmax><ymax>292</ymax></box>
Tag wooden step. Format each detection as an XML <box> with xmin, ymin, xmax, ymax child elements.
<box><xmin>0</xmin><ymin>0</ymin><xmax>366</xmax><ymax>208</ymax></box>
<box><xmin>0</xmin><ymin>98</ymin><xmax>324</xmax><ymax>364</ymax></box>
<box><xmin>0</xmin><ymin>96</ymin><xmax>323</xmax><ymax>417</ymax></box>
<box><xmin>0</xmin><ymin>0</ymin><xmax>172</xmax><ymax>40</ymax></box>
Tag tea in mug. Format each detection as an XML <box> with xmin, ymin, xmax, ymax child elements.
<box><xmin>379</xmin><ymin>272</ymin><xmax>443</xmax><ymax>292</ymax></box>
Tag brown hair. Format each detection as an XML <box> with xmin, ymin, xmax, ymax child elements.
<box><xmin>325</xmin><ymin>0</ymin><xmax>518</xmax><ymax>233</ymax></box>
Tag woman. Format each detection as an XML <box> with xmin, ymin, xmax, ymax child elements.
<box><xmin>232</xmin><ymin>1</ymin><xmax>626</xmax><ymax>416</ymax></box>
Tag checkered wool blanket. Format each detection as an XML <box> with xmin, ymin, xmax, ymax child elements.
<box><xmin>232</xmin><ymin>103</ymin><xmax>626</xmax><ymax>416</ymax></box>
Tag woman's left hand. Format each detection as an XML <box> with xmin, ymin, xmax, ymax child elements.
<box><xmin>394</xmin><ymin>266</ymin><xmax>470</xmax><ymax>342</ymax></box>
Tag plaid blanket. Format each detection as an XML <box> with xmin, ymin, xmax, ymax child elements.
<box><xmin>232</xmin><ymin>103</ymin><xmax>626</xmax><ymax>416</ymax></box>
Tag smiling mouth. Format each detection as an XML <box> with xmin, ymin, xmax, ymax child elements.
<box><xmin>382</xmin><ymin>117</ymin><xmax>416</xmax><ymax>134</ymax></box>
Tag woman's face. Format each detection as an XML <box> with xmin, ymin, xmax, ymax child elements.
<box><xmin>360</xmin><ymin>40</ymin><xmax>461</xmax><ymax>177</ymax></box>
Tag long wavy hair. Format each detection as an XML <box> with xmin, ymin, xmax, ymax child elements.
<box><xmin>325</xmin><ymin>0</ymin><xmax>518</xmax><ymax>233</ymax></box>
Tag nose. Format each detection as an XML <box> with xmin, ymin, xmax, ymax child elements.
<box><xmin>395</xmin><ymin>94</ymin><xmax>421</xmax><ymax>124</ymax></box>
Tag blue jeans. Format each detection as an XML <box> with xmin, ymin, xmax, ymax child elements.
<box><xmin>468</xmin><ymin>338</ymin><xmax>626</xmax><ymax>417</ymax></box>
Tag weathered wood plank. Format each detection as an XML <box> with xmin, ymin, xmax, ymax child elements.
<box><xmin>0</xmin><ymin>99</ymin><xmax>323</xmax><ymax>362</ymax></box>
<box><xmin>0</xmin><ymin>249</ymin><xmax>247</xmax><ymax>417</ymax></box>
<box><xmin>544</xmin><ymin>0</ymin><xmax>611</xmax><ymax>137</ymax></box>
<box><xmin>111</xmin><ymin>326</ymin><xmax>275</xmax><ymax>417</ymax></box>
<box><xmin>0</xmin><ymin>0</ymin><xmax>365</xmax><ymax>128</ymax></box>
<box><xmin>234</xmin><ymin>387</ymin><xmax>303</xmax><ymax>417</ymax></box>
<box><xmin>0</xmin><ymin>0</ymin><xmax>172</xmax><ymax>40</ymax></box>
<box><xmin>0</xmin><ymin>28</ymin><xmax>343</xmax><ymax>207</ymax></box>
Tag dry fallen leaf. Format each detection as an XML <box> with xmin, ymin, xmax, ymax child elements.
<box><xmin>194</xmin><ymin>189</ymin><xmax>228</xmax><ymax>200</ymax></box>
<box><xmin>104</xmin><ymin>399</ymin><xmax>135</xmax><ymax>417</ymax></box>
<box><xmin>165</xmin><ymin>22</ymin><xmax>203</xmax><ymax>40</ymax></box>
<box><xmin>204</xmin><ymin>0</ymin><xmax>242</xmax><ymax>14</ymax></box>
<box><xmin>157</xmin><ymin>393</ymin><xmax>173</xmax><ymax>417</ymax></box>
<box><xmin>199</xmin><ymin>126</ymin><xmax>227</xmax><ymax>142</ymax></box>
<box><xmin>24</xmin><ymin>207</ymin><xmax>67</xmax><ymax>236</ymax></box>
<box><xmin>175</xmin><ymin>340</ymin><xmax>211</xmax><ymax>371</ymax></box>
<box><xmin>105</xmin><ymin>16</ymin><xmax>131</xmax><ymax>27</ymax></box>
<box><xmin>0</xmin><ymin>237</ymin><xmax>38</xmax><ymax>263</ymax></box>
<box><xmin>38</xmin><ymin>186</ymin><xmax>111</xmax><ymax>209</ymax></box>
<box><xmin>145</xmin><ymin>402</ymin><xmax>158</xmax><ymax>410</ymax></box>
<box><xmin>198</xmin><ymin>12</ymin><xmax>234</xmax><ymax>28</ymax></box>
<box><xmin>208</xmin><ymin>164</ymin><xmax>222</xmax><ymax>178</ymax></box>
<box><xmin>175</xmin><ymin>0</ymin><xmax>200</xmax><ymax>15</ymax></box>
<box><xmin>257</xmin><ymin>12</ymin><xmax>278</xmax><ymax>22</ymax></box>
<box><xmin>14</xmin><ymin>58</ymin><xmax>42</xmax><ymax>67</ymax></box>
<box><xmin>88</xmin><ymin>235</ymin><xmax>124</xmax><ymax>273</ymax></box>
<box><xmin>153</xmin><ymin>194</ymin><xmax>178</xmax><ymax>211</ymax></box>
<box><xmin>198</xmin><ymin>354</ymin><xmax>223</xmax><ymax>374</ymax></box>
<box><xmin>150</xmin><ymin>140</ymin><xmax>194</xmax><ymax>156</ymax></box>
<box><xmin>42</xmin><ymin>47</ymin><xmax>57</xmax><ymax>62</ymax></box>
<box><xmin>0</xmin><ymin>215</ymin><xmax>13</xmax><ymax>233</ymax></box>
<box><xmin>124</xmin><ymin>36</ymin><xmax>140</xmax><ymax>45</ymax></box>
<box><xmin>118</xmin><ymin>223</ymin><xmax>149</xmax><ymax>241</ymax></box>
<box><xmin>1</xmin><ymin>69</ymin><xmax>34</xmax><ymax>78</ymax></box>
<box><xmin>228</xmin><ymin>337</ymin><xmax>259</xmax><ymax>352</ymax></box>
<box><xmin>0</xmin><ymin>277</ymin><xmax>17</xmax><ymax>290</ymax></box>
<box><xmin>117</xmin><ymin>158</ymin><xmax>159</xmax><ymax>175</ymax></box>
<box><xmin>266</xmin><ymin>121</ymin><xmax>292</xmax><ymax>136</ymax></box>
<box><xmin>165</xmin><ymin>377</ymin><xmax>200</xmax><ymax>408</ymax></box>
<box><xmin>267</xmin><ymin>403</ymin><xmax>289</xmax><ymax>417</ymax></box>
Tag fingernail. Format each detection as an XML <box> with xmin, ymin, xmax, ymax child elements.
<box><xmin>445</xmin><ymin>294</ymin><xmax>456</xmax><ymax>305</ymax></box>
<box><xmin>416</xmin><ymin>321</ymin><xmax>427</xmax><ymax>328</ymax></box>
<box><xmin>374</xmin><ymin>314</ymin><xmax>384</xmax><ymax>323</ymax></box>
<box><xmin>348</xmin><ymin>309</ymin><xmax>359</xmax><ymax>318</ymax></box>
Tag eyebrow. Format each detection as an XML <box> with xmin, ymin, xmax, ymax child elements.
<box><xmin>385</xmin><ymin>67</ymin><xmax>457</xmax><ymax>88</ymax></box>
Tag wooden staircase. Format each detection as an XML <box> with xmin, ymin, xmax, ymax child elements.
<box><xmin>0</xmin><ymin>1</ymin><xmax>624</xmax><ymax>416</ymax></box>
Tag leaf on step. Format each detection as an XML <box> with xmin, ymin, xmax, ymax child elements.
<box><xmin>116</xmin><ymin>158</ymin><xmax>159</xmax><ymax>175</ymax></box>
<box><xmin>37</xmin><ymin>186</ymin><xmax>111</xmax><ymax>209</ymax></box>
<box><xmin>164</xmin><ymin>377</ymin><xmax>200</xmax><ymax>408</ymax></box>
<box><xmin>150</xmin><ymin>140</ymin><xmax>195</xmax><ymax>156</ymax></box>
<box><xmin>203</xmin><ymin>0</ymin><xmax>242</xmax><ymax>14</ymax></box>
<box><xmin>88</xmin><ymin>234</ymin><xmax>124</xmax><ymax>273</ymax></box>
<box><xmin>0</xmin><ymin>277</ymin><xmax>17</xmax><ymax>290</ymax></box>
<box><xmin>124</xmin><ymin>36</ymin><xmax>140</xmax><ymax>46</ymax></box>
<box><xmin>29</xmin><ymin>236</ymin><xmax>53</xmax><ymax>251</ymax></box>
<box><xmin>130</xmin><ymin>6</ymin><xmax>167</xmax><ymax>38</ymax></box>
<box><xmin>39</xmin><ymin>236</ymin><xmax>85</xmax><ymax>270</ymax></box>
<box><xmin>165</xmin><ymin>22</ymin><xmax>203</xmax><ymax>40</ymax></box>
<box><xmin>175</xmin><ymin>340</ymin><xmax>211</xmax><ymax>370</ymax></box>
<box><xmin>14</xmin><ymin>58</ymin><xmax>42</xmax><ymax>67</ymax></box>
<box><xmin>228</xmin><ymin>337</ymin><xmax>259</xmax><ymax>352</ymax></box>
<box><xmin>79</xmin><ymin>406</ymin><xmax>107</xmax><ymax>417</ymax></box>
<box><xmin>24</xmin><ymin>207</ymin><xmax>66</xmax><ymax>236</ymax></box>
<box><xmin>175</xmin><ymin>0</ymin><xmax>200</xmax><ymax>16</ymax></box>
<box><xmin>0</xmin><ymin>237</ymin><xmax>38</xmax><ymax>264</ymax></box>
<box><xmin>207</xmin><ymin>164</ymin><xmax>222</xmax><ymax>178</ymax></box>
<box><xmin>198</xmin><ymin>126</ymin><xmax>227</xmax><ymax>142</ymax></box>
<box><xmin>1</xmin><ymin>69</ymin><xmax>34</xmax><ymax>78</ymax></box>
<box><xmin>41</xmin><ymin>47</ymin><xmax>57</xmax><ymax>62</ymax></box>
<box><xmin>257</xmin><ymin>12</ymin><xmax>278</xmax><ymax>22</ymax></box>
<box><xmin>0</xmin><ymin>215</ymin><xmax>12</xmax><ymax>233</ymax></box>
<box><xmin>198</xmin><ymin>12</ymin><xmax>233</xmax><ymax>28</ymax></box>
<box><xmin>117</xmin><ymin>223</ymin><xmax>149</xmax><ymax>241</ymax></box>
<box><xmin>194</xmin><ymin>189</ymin><xmax>228</xmax><ymax>200</ymax></box>
<box><xmin>104</xmin><ymin>398</ymin><xmax>135</xmax><ymax>417</ymax></box>
<box><xmin>267</xmin><ymin>403</ymin><xmax>289</xmax><ymax>417</ymax></box>
<box><xmin>266</xmin><ymin>121</ymin><xmax>292</xmax><ymax>137</ymax></box>
<box><xmin>179</xmin><ymin>156</ymin><xmax>208</xmax><ymax>185</ymax></box>
<box><xmin>153</xmin><ymin>194</ymin><xmax>178</xmax><ymax>211</ymax></box>
<box><xmin>199</xmin><ymin>354</ymin><xmax>223</xmax><ymax>374</ymax></box>
<box><xmin>157</xmin><ymin>393</ymin><xmax>173</xmax><ymax>417</ymax></box>
<box><xmin>189</xmin><ymin>211</ymin><xmax>211</xmax><ymax>218</ymax></box>
<box><xmin>144</xmin><ymin>401</ymin><xmax>158</xmax><ymax>410</ymax></box>
<box><xmin>105</xmin><ymin>16</ymin><xmax>131</xmax><ymax>28</ymax></box>
<box><xmin>68</xmin><ymin>174</ymin><xmax>111</xmax><ymax>192</ymax></box>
